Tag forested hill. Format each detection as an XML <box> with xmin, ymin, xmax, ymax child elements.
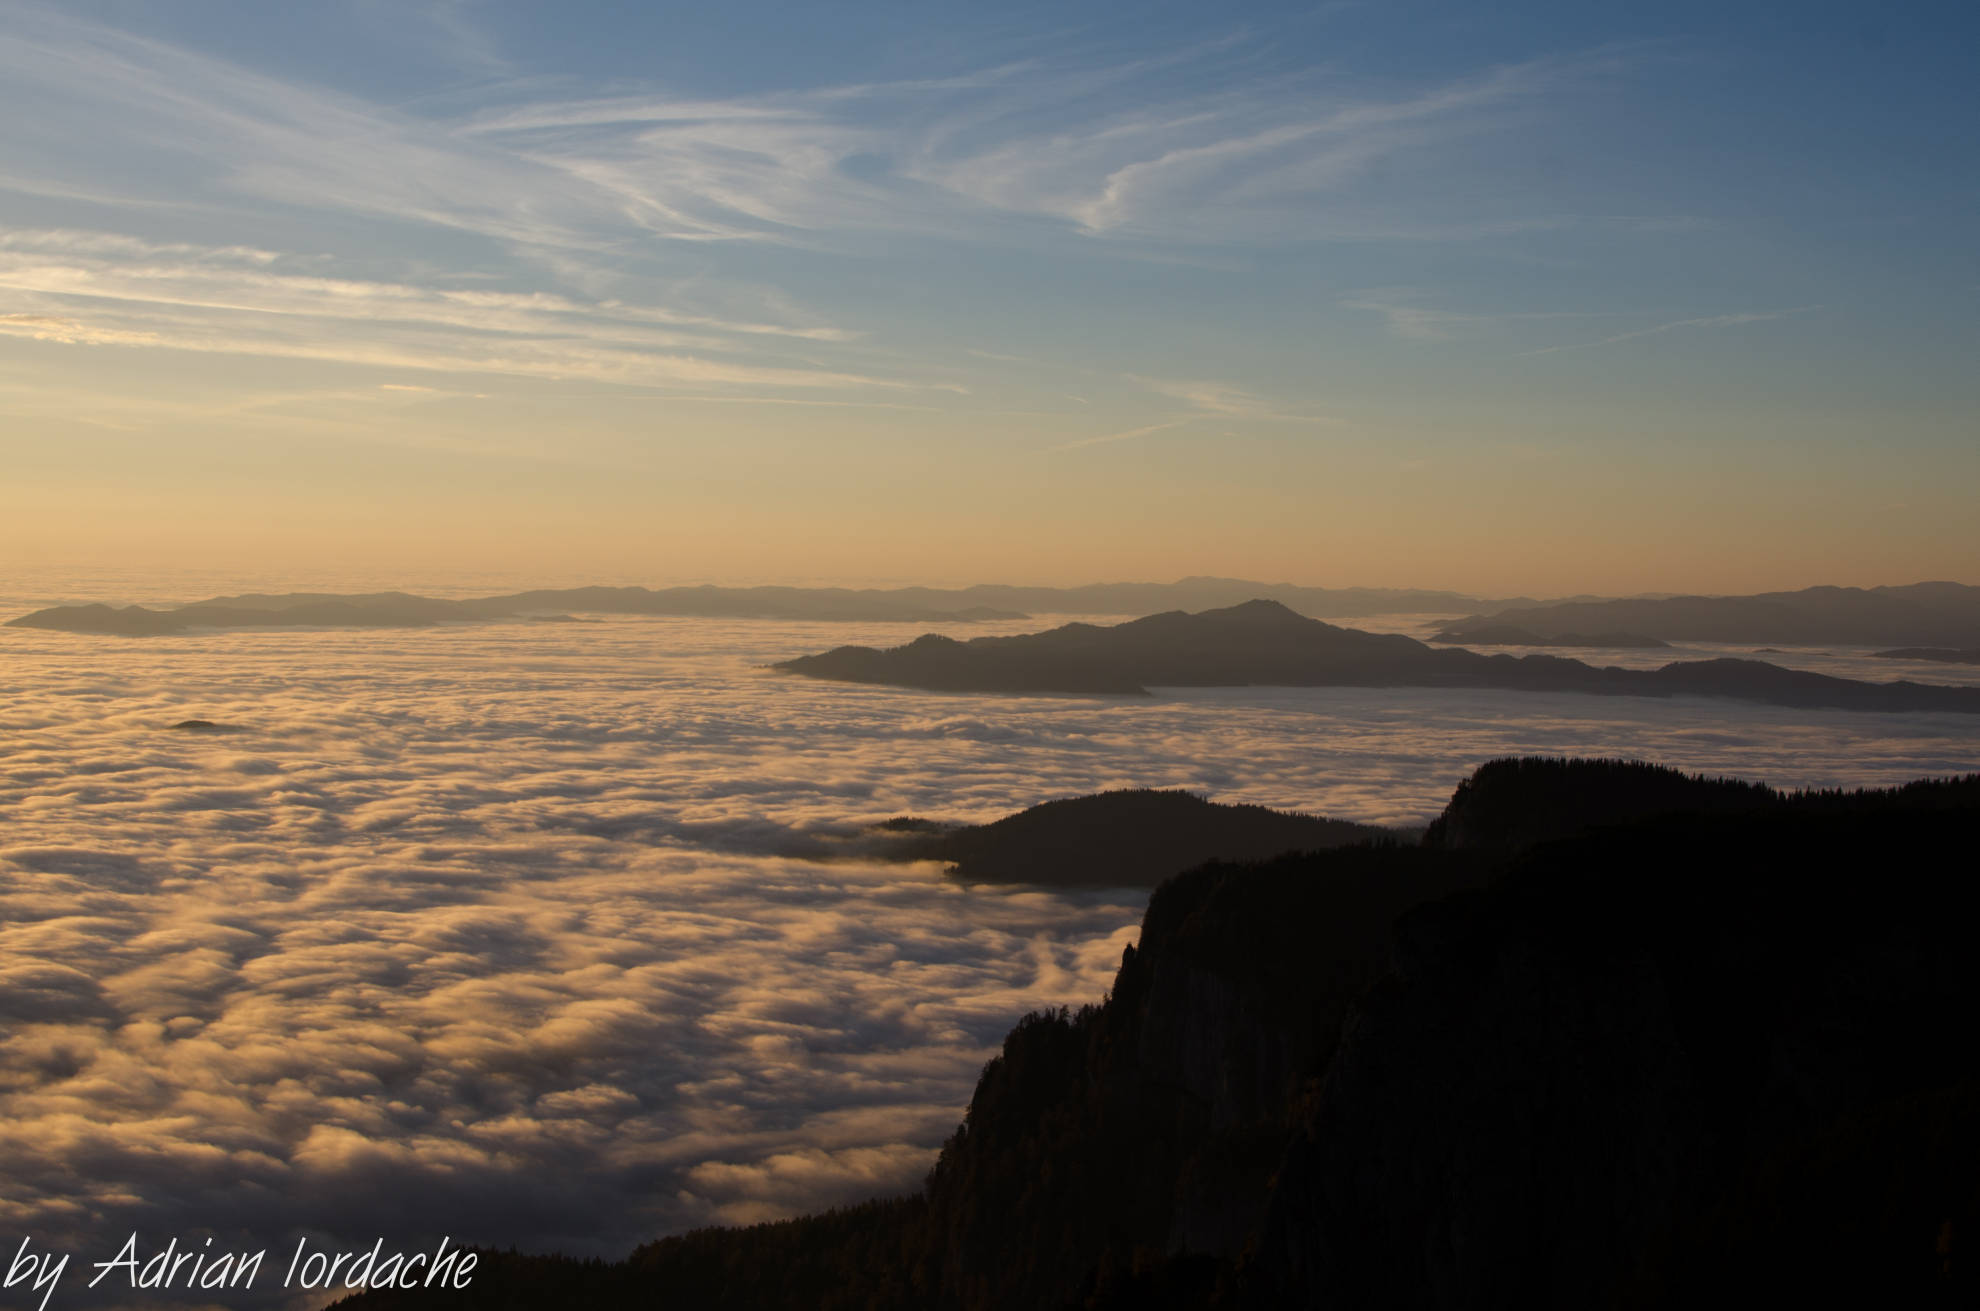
<box><xmin>775</xmin><ymin>599</ymin><xmax>1980</xmax><ymax>713</ymax></box>
<box><xmin>338</xmin><ymin>759</ymin><xmax>1980</xmax><ymax>1311</ymax></box>
<box><xmin>875</xmin><ymin>788</ymin><xmax>1392</xmax><ymax>887</ymax></box>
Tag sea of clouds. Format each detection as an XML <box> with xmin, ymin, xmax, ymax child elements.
<box><xmin>2</xmin><ymin>604</ymin><xmax>1977</xmax><ymax>1294</ymax></box>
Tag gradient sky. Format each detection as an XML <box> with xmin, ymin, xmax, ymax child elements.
<box><xmin>1</xmin><ymin>0</ymin><xmax>1974</xmax><ymax>594</ymax></box>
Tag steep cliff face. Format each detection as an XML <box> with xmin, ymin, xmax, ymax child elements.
<box><xmin>913</xmin><ymin>845</ymin><xmax>1492</xmax><ymax>1311</ymax></box>
<box><xmin>1241</xmin><ymin>807</ymin><xmax>1980</xmax><ymax>1310</ymax></box>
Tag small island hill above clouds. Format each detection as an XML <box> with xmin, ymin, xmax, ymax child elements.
<box><xmin>775</xmin><ymin>598</ymin><xmax>1980</xmax><ymax>714</ymax></box>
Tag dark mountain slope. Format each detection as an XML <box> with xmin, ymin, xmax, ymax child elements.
<box><xmin>905</xmin><ymin>842</ymin><xmax>1494</xmax><ymax>1311</ymax></box>
<box><xmin>776</xmin><ymin>600</ymin><xmax>1980</xmax><ymax>713</ymax></box>
<box><xmin>1245</xmin><ymin>803</ymin><xmax>1980</xmax><ymax>1310</ymax></box>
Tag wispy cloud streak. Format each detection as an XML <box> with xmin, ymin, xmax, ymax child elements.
<box><xmin>0</xmin><ymin>6</ymin><xmax>1662</xmax><ymax>410</ymax></box>
<box><xmin>1051</xmin><ymin>419</ymin><xmax>1186</xmax><ymax>451</ymax></box>
<box><xmin>1520</xmin><ymin>306</ymin><xmax>1822</xmax><ymax>356</ymax></box>
<box><xmin>1341</xmin><ymin>289</ymin><xmax>1622</xmax><ymax>342</ymax></box>
<box><xmin>0</xmin><ymin>228</ymin><xmax>908</xmax><ymax>390</ymax></box>
<box><xmin>1129</xmin><ymin>375</ymin><xmax>1334</xmax><ymax>423</ymax></box>
<box><xmin>0</xmin><ymin>8</ymin><xmax>1633</xmax><ymax>252</ymax></box>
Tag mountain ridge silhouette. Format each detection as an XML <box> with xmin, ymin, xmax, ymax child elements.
<box><xmin>777</xmin><ymin>600</ymin><xmax>1980</xmax><ymax>713</ymax></box>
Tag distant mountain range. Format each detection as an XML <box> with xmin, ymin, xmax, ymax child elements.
<box><xmin>775</xmin><ymin>599</ymin><xmax>1980</xmax><ymax>713</ymax></box>
<box><xmin>3</xmin><ymin>577</ymin><xmax>1556</xmax><ymax>637</ymax></box>
<box><xmin>871</xmin><ymin>577</ymin><xmax>1541</xmax><ymax>617</ymax></box>
<box><xmin>14</xmin><ymin>579</ymin><xmax>1978</xmax><ymax>646</ymax></box>
<box><xmin>3</xmin><ymin>588</ymin><xmax>1022</xmax><ymax>634</ymax></box>
<box><xmin>869</xmin><ymin>789</ymin><xmax>1392</xmax><ymax>887</ymax></box>
<box><xmin>1438</xmin><ymin>581</ymin><xmax>1980</xmax><ymax>648</ymax></box>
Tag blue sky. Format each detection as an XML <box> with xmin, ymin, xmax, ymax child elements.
<box><xmin>1</xmin><ymin>0</ymin><xmax>1974</xmax><ymax>591</ymax></box>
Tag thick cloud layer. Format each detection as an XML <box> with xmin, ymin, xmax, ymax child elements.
<box><xmin>2</xmin><ymin>613</ymin><xmax>1976</xmax><ymax>1295</ymax></box>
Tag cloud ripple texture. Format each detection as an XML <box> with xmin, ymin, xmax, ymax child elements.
<box><xmin>2</xmin><ymin>613</ymin><xmax>1976</xmax><ymax>1274</ymax></box>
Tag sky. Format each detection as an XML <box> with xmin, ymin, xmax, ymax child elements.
<box><xmin>1</xmin><ymin>0</ymin><xmax>1974</xmax><ymax>595</ymax></box>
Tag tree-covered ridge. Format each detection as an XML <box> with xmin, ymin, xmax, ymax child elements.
<box><xmin>1424</xmin><ymin>754</ymin><xmax>1980</xmax><ymax>849</ymax></box>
